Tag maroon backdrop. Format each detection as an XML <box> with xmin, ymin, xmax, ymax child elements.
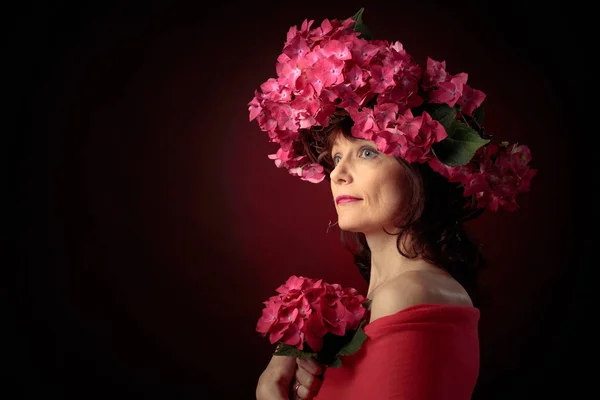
<box><xmin>13</xmin><ymin>0</ymin><xmax>592</xmax><ymax>399</ymax></box>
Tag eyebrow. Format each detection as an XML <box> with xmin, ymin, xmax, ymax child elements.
<box><xmin>330</xmin><ymin>136</ymin><xmax>365</xmax><ymax>155</ymax></box>
<box><xmin>331</xmin><ymin>141</ymin><xmax>349</xmax><ymax>154</ymax></box>
<box><xmin>331</xmin><ymin>140</ymin><xmax>361</xmax><ymax>155</ymax></box>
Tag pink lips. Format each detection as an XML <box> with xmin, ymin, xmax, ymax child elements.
<box><xmin>336</xmin><ymin>195</ymin><xmax>363</xmax><ymax>205</ymax></box>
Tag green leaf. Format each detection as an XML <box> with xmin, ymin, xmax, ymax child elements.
<box><xmin>273</xmin><ymin>343</ymin><xmax>315</xmax><ymax>359</ymax></box>
<box><xmin>432</xmin><ymin>121</ymin><xmax>490</xmax><ymax>167</ymax></box>
<box><xmin>349</xmin><ymin>8</ymin><xmax>372</xmax><ymax>40</ymax></box>
<box><xmin>472</xmin><ymin>105</ymin><xmax>485</xmax><ymax>126</ymax></box>
<box><xmin>362</xmin><ymin>299</ymin><xmax>372</xmax><ymax>309</ymax></box>
<box><xmin>273</xmin><ymin>343</ymin><xmax>301</xmax><ymax>357</ymax></box>
<box><xmin>337</xmin><ymin>325</ymin><xmax>368</xmax><ymax>356</ymax></box>
<box><xmin>427</xmin><ymin>104</ymin><xmax>458</xmax><ymax>131</ymax></box>
<box><xmin>297</xmin><ymin>351</ymin><xmax>315</xmax><ymax>360</ymax></box>
<box><xmin>328</xmin><ymin>357</ymin><xmax>342</xmax><ymax>368</ymax></box>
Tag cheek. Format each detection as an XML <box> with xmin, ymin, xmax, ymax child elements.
<box><xmin>377</xmin><ymin>180</ymin><xmax>405</xmax><ymax>211</ymax></box>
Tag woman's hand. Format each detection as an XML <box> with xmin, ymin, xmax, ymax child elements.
<box><xmin>290</xmin><ymin>357</ymin><xmax>325</xmax><ymax>400</ymax></box>
<box><xmin>256</xmin><ymin>354</ymin><xmax>296</xmax><ymax>400</ymax></box>
<box><xmin>256</xmin><ymin>355</ymin><xmax>325</xmax><ymax>400</ymax></box>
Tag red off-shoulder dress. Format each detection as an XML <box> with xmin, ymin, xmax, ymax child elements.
<box><xmin>314</xmin><ymin>304</ymin><xmax>480</xmax><ymax>400</ymax></box>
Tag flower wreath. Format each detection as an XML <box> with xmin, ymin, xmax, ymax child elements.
<box><xmin>248</xmin><ymin>8</ymin><xmax>537</xmax><ymax>213</ymax></box>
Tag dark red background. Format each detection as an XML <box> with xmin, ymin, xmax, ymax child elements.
<box><xmin>13</xmin><ymin>0</ymin><xmax>593</xmax><ymax>399</ymax></box>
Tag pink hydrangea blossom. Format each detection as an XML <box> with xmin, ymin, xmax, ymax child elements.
<box><xmin>247</xmin><ymin>17</ymin><xmax>470</xmax><ymax>173</ymax></box>
<box><xmin>428</xmin><ymin>142</ymin><xmax>538</xmax><ymax>212</ymax></box>
<box><xmin>249</xmin><ymin>12</ymin><xmax>536</xmax><ymax>213</ymax></box>
<box><xmin>256</xmin><ymin>276</ymin><xmax>369</xmax><ymax>353</ymax></box>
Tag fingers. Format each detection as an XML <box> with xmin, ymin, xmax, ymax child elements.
<box><xmin>256</xmin><ymin>355</ymin><xmax>298</xmax><ymax>400</ymax></box>
<box><xmin>292</xmin><ymin>381</ymin><xmax>312</xmax><ymax>400</ymax></box>
<box><xmin>269</xmin><ymin>354</ymin><xmax>296</xmax><ymax>369</ymax></box>
<box><xmin>295</xmin><ymin>363</ymin><xmax>323</xmax><ymax>393</ymax></box>
<box><xmin>296</xmin><ymin>357</ymin><xmax>324</xmax><ymax>377</ymax></box>
<box><xmin>290</xmin><ymin>357</ymin><xmax>325</xmax><ymax>400</ymax></box>
<box><xmin>267</xmin><ymin>355</ymin><xmax>296</xmax><ymax>382</ymax></box>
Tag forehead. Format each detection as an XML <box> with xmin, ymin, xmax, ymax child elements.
<box><xmin>330</xmin><ymin>133</ymin><xmax>362</xmax><ymax>152</ymax></box>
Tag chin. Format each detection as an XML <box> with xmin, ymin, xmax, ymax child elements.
<box><xmin>337</xmin><ymin>218</ymin><xmax>358</xmax><ymax>232</ymax></box>
<box><xmin>338</xmin><ymin>218</ymin><xmax>370</xmax><ymax>233</ymax></box>
<box><xmin>338</xmin><ymin>217</ymin><xmax>391</xmax><ymax>234</ymax></box>
<box><xmin>338</xmin><ymin>225</ymin><xmax>361</xmax><ymax>233</ymax></box>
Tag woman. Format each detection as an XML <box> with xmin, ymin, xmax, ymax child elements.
<box><xmin>252</xmin><ymin>9</ymin><xmax>536</xmax><ymax>400</ymax></box>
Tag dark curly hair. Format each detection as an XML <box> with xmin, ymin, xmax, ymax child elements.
<box><xmin>300</xmin><ymin>113</ymin><xmax>488</xmax><ymax>307</ymax></box>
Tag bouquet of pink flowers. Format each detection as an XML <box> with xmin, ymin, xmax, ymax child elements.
<box><xmin>256</xmin><ymin>275</ymin><xmax>371</xmax><ymax>368</ymax></box>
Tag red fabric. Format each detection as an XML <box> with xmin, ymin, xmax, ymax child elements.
<box><xmin>314</xmin><ymin>304</ymin><xmax>480</xmax><ymax>400</ymax></box>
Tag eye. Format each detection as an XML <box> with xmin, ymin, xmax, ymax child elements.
<box><xmin>332</xmin><ymin>147</ymin><xmax>378</xmax><ymax>166</ymax></box>
<box><xmin>360</xmin><ymin>147</ymin><xmax>378</xmax><ymax>158</ymax></box>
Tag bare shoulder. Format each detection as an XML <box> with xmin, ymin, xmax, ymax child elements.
<box><xmin>369</xmin><ymin>269</ymin><xmax>473</xmax><ymax>324</ymax></box>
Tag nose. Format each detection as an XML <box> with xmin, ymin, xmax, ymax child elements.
<box><xmin>330</xmin><ymin>157</ymin><xmax>353</xmax><ymax>185</ymax></box>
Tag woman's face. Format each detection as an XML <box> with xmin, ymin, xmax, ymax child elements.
<box><xmin>329</xmin><ymin>133</ymin><xmax>409</xmax><ymax>234</ymax></box>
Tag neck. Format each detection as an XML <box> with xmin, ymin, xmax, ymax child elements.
<box><xmin>364</xmin><ymin>228</ymin><xmax>437</xmax><ymax>298</ymax></box>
